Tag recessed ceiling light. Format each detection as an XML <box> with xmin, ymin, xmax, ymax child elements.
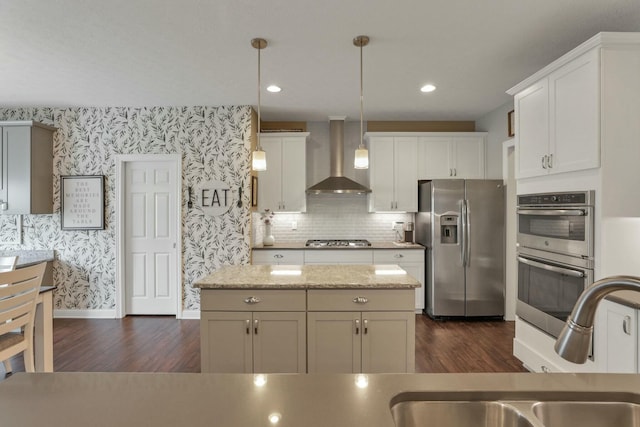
<box><xmin>267</xmin><ymin>85</ymin><xmax>281</xmax><ymax>93</ymax></box>
<box><xmin>420</xmin><ymin>84</ymin><xmax>436</xmax><ymax>93</ymax></box>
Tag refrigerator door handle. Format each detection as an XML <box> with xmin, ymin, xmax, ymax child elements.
<box><xmin>460</xmin><ymin>201</ymin><xmax>467</xmax><ymax>266</ymax></box>
<box><xmin>465</xmin><ymin>199</ymin><xmax>471</xmax><ymax>267</ymax></box>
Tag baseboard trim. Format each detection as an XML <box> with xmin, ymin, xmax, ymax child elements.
<box><xmin>54</xmin><ymin>309</ymin><xmax>118</xmax><ymax>319</ymax></box>
<box><xmin>180</xmin><ymin>310</ymin><xmax>201</xmax><ymax>320</ymax></box>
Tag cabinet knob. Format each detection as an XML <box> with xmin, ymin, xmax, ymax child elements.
<box><xmin>353</xmin><ymin>296</ymin><xmax>369</xmax><ymax>304</ymax></box>
<box><xmin>254</xmin><ymin>319</ymin><xmax>259</xmax><ymax>335</ymax></box>
<box><xmin>244</xmin><ymin>296</ymin><xmax>261</xmax><ymax>304</ymax></box>
<box><xmin>363</xmin><ymin>319</ymin><xmax>368</xmax><ymax>334</ymax></box>
<box><xmin>354</xmin><ymin>319</ymin><xmax>360</xmax><ymax>335</ymax></box>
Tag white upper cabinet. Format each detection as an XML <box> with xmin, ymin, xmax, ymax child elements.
<box><xmin>258</xmin><ymin>132</ymin><xmax>309</xmax><ymax>212</ymax></box>
<box><xmin>417</xmin><ymin>133</ymin><xmax>486</xmax><ymax>180</ymax></box>
<box><xmin>512</xmin><ymin>48</ymin><xmax>600</xmax><ymax>179</ymax></box>
<box><xmin>515</xmin><ymin>80</ymin><xmax>550</xmax><ymax>178</ymax></box>
<box><xmin>549</xmin><ymin>48</ymin><xmax>600</xmax><ymax>175</ymax></box>
<box><xmin>368</xmin><ymin>135</ymin><xmax>418</xmax><ymax>212</ymax></box>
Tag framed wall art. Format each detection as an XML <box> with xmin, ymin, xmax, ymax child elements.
<box><xmin>251</xmin><ymin>176</ymin><xmax>258</xmax><ymax>207</ymax></box>
<box><xmin>61</xmin><ymin>175</ymin><xmax>105</xmax><ymax>230</ymax></box>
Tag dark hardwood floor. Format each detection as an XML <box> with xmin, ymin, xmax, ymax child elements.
<box><xmin>2</xmin><ymin>314</ymin><xmax>526</xmax><ymax>379</ymax></box>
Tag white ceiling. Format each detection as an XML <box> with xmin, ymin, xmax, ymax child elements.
<box><xmin>2</xmin><ymin>0</ymin><xmax>639</xmax><ymax>122</ymax></box>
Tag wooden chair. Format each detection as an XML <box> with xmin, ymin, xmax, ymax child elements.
<box><xmin>0</xmin><ymin>263</ymin><xmax>46</xmax><ymax>373</ymax></box>
<box><xmin>0</xmin><ymin>256</ymin><xmax>18</xmax><ymax>273</ymax></box>
<box><xmin>0</xmin><ymin>255</ymin><xmax>18</xmax><ymax>372</ymax></box>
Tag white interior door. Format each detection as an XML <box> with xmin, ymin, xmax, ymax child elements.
<box><xmin>125</xmin><ymin>160</ymin><xmax>178</xmax><ymax>315</ymax></box>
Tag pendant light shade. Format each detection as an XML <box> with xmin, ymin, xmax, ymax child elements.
<box><xmin>252</xmin><ymin>149</ymin><xmax>266</xmax><ymax>171</ymax></box>
<box><xmin>252</xmin><ymin>38</ymin><xmax>267</xmax><ymax>172</ymax></box>
<box><xmin>353</xmin><ymin>35</ymin><xmax>369</xmax><ymax>170</ymax></box>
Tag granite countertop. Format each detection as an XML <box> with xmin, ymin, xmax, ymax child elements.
<box><xmin>252</xmin><ymin>241</ymin><xmax>425</xmax><ymax>250</ymax></box>
<box><xmin>606</xmin><ymin>290</ymin><xmax>640</xmax><ymax>309</ymax></box>
<box><xmin>194</xmin><ymin>264</ymin><xmax>420</xmax><ymax>289</ymax></box>
<box><xmin>1</xmin><ymin>372</ymin><xmax>639</xmax><ymax>427</ymax></box>
<box><xmin>0</xmin><ymin>250</ymin><xmax>54</xmax><ymax>268</ymax></box>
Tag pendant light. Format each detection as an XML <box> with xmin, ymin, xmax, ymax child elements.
<box><xmin>251</xmin><ymin>38</ymin><xmax>267</xmax><ymax>171</ymax></box>
<box><xmin>353</xmin><ymin>35</ymin><xmax>369</xmax><ymax>170</ymax></box>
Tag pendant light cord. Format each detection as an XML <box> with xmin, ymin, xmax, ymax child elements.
<box><xmin>359</xmin><ymin>41</ymin><xmax>364</xmax><ymax>149</ymax></box>
<box><xmin>257</xmin><ymin>42</ymin><xmax>262</xmax><ymax>151</ymax></box>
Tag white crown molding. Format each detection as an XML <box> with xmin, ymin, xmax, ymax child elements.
<box><xmin>507</xmin><ymin>32</ymin><xmax>640</xmax><ymax>95</ymax></box>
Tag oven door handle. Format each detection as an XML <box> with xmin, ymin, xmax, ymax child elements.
<box><xmin>517</xmin><ymin>256</ymin><xmax>585</xmax><ymax>278</ymax></box>
<box><xmin>516</xmin><ymin>209</ymin><xmax>586</xmax><ymax>216</ymax></box>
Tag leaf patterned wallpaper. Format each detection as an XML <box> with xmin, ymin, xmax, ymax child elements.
<box><xmin>0</xmin><ymin>106</ymin><xmax>252</xmax><ymax>312</ymax></box>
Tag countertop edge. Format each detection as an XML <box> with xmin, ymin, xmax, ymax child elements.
<box><xmin>252</xmin><ymin>242</ymin><xmax>425</xmax><ymax>250</ymax></box>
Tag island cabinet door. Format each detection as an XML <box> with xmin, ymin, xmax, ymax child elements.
<box><xmin>201</xmin><ymin>312</ymin><xmax>252</xmax><ymax>373</ymax></box>
<box><xmin>361</xmin><ymin>311</ymin><xmax>415</xmax><ymax>373</ymax></box>
<box><xmin>252</xmin><ymin>312</ymin><xmax>307</xmax><ymax>374</ymax></box>
<box><xmin>307</xmin><ymin>312</ymin><xmax>362</xmax><ymax>373</ymax></box>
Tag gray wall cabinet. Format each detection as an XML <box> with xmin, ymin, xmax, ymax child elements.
<box><xmin>0</xmin><ymin>121</ymin><xmax>55</xmax><ymax>214</ymax></box>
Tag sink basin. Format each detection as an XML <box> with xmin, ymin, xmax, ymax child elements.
<box><xmin>532</xmin><ymin>401</ymin><xmax>640</xmax><ymax>427</ymax></box>
<box><xmin>391</xmin><ymin>401</ymin><xmax>534</xmax><ymax>427</ymax></box>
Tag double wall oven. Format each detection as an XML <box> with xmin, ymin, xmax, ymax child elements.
<box><xmin>516</xmin><ymin>191</ymin><xmax>594</xmax><ymax>339</ymax></box>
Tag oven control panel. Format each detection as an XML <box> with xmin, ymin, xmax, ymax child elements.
<box><xmin>518</xmin><ymin>191</ymin><xmax>593</xmax><ymax>207</ymax></box>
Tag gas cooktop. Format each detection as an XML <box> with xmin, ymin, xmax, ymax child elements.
<box><xmin>305</xmin><ymin>239</ymin><xmax>371</xmax><ymax>248</ymax></box>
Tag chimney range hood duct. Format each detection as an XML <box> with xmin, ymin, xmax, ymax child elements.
<box><xmin>306</xmin><ymin>118</ymin><xmax>372</xmax><ymax>194</ymax></box>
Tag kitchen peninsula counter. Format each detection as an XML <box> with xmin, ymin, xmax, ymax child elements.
<box><xmin>1</xmin><ymin>372</ymin><xmax>639</xmax><ymax>427</ymax></box>
<box><xmin>194</xmin><ymin>264</ymin><xmax>420</xmax><ymax>289</ymax></box>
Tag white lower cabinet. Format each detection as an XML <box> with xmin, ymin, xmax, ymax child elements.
<box><xmin>373</xmin><ymin>249</ymin><xmax>425</xmax><ymax>312</ymax></box>
<box><xmin>304</xmin><ymin>249</ymin><xmax>373</xmax><ymax>265</ymax></box>
<box><xmin>252</xmin><ymin>248</ymin><xmax>425</xmax><ymax>312</ymax></box>
<box><xmin>252</xmin><ymin>250</ymin><xmax>304</xmax><ymax>265</ymax></box>
<box><xmin>594</xmin><ymin>299</ymin><xmax>638</xmax><ymax>373</ymax></box>
<box><xmin>200</xmin><ymin>290</ymin><xmax>306</xmax><ymax>373</ymax></box>
<box><xmin>307</xmin><ymin>289</ymin><xmax>415</xmax><ymax>373</ymax></box>
<box><xmin>513</xmin><ymin>318</ymin><xmax>599</xmax><ymax>373</ymax></box>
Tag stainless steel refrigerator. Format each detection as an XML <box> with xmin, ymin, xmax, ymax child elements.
<box><xmin>416</xmin><ymin>180</ymin><xmax>505</xmax><ymax>318</ymax></box>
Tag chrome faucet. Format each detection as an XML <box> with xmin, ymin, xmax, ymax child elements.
<box><xmin>555</xmin><ymin>275</ymin><xmax>640</xmax><ymax>364</ymax></box>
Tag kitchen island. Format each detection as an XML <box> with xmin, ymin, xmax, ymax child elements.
<box><xmin>1</xmin><ymin>372</ymin><xmax>639</xmax><ymax>427</ymax></box>
<box><xmin>194</xmin><ymin>264</ymin><xmax>419</xmax><ymax>374</ymax></box>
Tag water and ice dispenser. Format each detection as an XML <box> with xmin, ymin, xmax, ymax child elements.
<box><xmin>440</xmin><ymin>215</ymin><xmax>458</xmax><ymax>244</ymax></box>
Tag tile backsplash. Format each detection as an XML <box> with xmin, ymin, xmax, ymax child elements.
<box><xmin>252</xmin><ymin>194</ymin><xmax>413</xmax><ymax>244</ymax></box>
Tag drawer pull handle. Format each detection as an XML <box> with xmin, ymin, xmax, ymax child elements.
<box><xmin>394</xmin><ymin>254</ymin><xmax>404</xmax><ymax>258</ymax></box>
<box><xmin>244</xmin><ymin>296</ymin><xmax>261</xmax><ymax>304</ymax></box>
<box><xmin>355</xmin><ymin>319</ymin><xmax>360</xmax><ymax>335</ymax></box>
<box><xmin>353</xmin><ymin>296</ymin><xmax>368</xmax><ymax>304</ymax></box>
<box><xmin>273</xmin><ymin>254</ymin><xmax>284</xmax><ymax>259</ymax></box>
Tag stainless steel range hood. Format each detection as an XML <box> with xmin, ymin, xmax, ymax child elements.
<box><xmin>306</xmin><ymin>118</ymin><xmax>371</xmax><ymax>194</ymax></box>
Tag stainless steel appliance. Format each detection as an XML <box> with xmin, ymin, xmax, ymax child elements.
<box><xmin>517</xmin><ymin>191</ymin><xmax>594</xmax><ymax>259</ymax></box>
<box><xmin>416</xmin><ymin>180</ymin><xmax>505</xmax><ymax>318</ymax></box>
<box><xmin>516</xmin><ymin>191</ymin><xmax>595</xmax><ymax>338</ymax></box>
<box><xmin>305</xmin><ymin>239</ymin><xmax>371</xmax><ymax>247</ymax></box>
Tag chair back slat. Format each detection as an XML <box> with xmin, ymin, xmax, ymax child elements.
<box><xmin>0</xmin><ymin>290</ymin><xmax>38</xmax><ymax>321</ymax></box>
<box><xmin>0</xmin><ymin>274</ymin><xmax>42</xmax><ymax>300</ymax></box>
